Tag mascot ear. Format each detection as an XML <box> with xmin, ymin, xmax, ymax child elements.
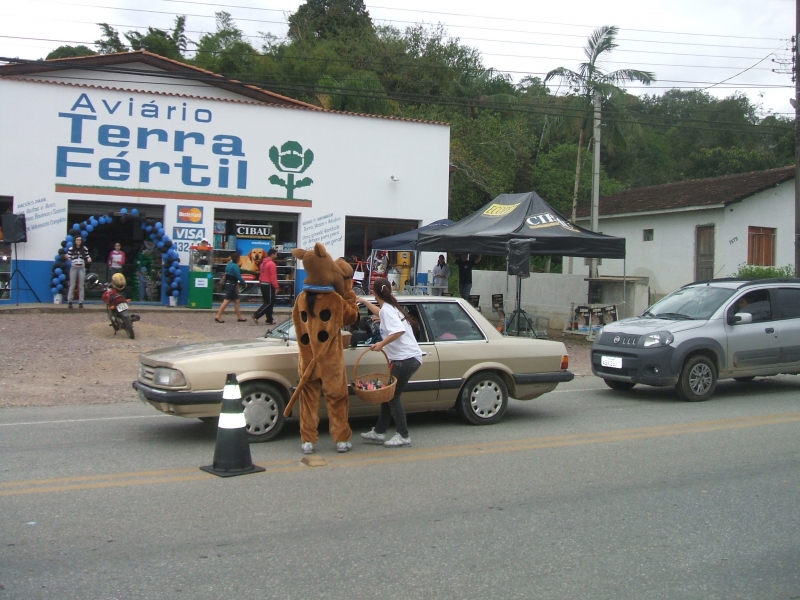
<box><xmin>292</xmin><ymin>248</ymin><xmax>307</xmax><ymax>260</ymax></box>
<box><xmin>313</xmin><ymin>242</ymin><xmax>328</xmax><ymax>258</ymax></box>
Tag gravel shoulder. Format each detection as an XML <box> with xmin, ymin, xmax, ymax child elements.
<box><xmin>0</xmin><ymin>310</ymin><xmax>593</xmax><ymax>408</ymax></box>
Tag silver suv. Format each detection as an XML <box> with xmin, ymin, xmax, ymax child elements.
<box><xmin>591</xmin><ymin>278</ymin><xmax>800</xmax><ymax>401</ymax></box>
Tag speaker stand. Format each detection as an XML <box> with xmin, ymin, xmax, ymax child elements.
<box><xmin>8</xmin><ymin>243</ymin><xmax>41</xmax><ymax>305</ymax></box>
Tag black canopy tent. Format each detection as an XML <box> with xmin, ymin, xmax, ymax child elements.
<box><xmin>415</xmin><ymin>192</ymin><xmax>627</xmax><ymax>336</ymax></box>
<box><xmin>372</xmin><ymin>218</ymin><xmax>455</xmax><ymax>250</ymax></box>
<box><xmin>414</xmin><ymin>192</ymin><xmax>625</xmax><ymax>258</ymax></box>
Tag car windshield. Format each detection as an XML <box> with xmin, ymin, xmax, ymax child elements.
<box><xmin>265</xmin><ymin>319</ymin><xmax>296</xmax><ymax>341</ymax></box>
<box><xmin>643</xmin><ymin>286</ymin><xmax>735</xmax><ymax>320</ymax></box>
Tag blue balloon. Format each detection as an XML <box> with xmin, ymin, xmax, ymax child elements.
<box><xmin>156</xmin><ymin>228</ymin><xmax>164</xmax><ymax>236</ymax></box>
<box><xmin>55</xmin><ymin>255</ymin><xmax>61</xmax><ymax>262</ymax></box>
<box><xmin>168</xmin><ymin>266</ymin><xmax>176</xmax><ymax>274</ymax></box>
<box><xmin>157</xmin><ymin>241</ymin><xmax>165</xmax><ymax>248</ymax></box>
<box><xmin>155</xmin><ymin>222</ymin><xmax>162</xmax><ymax>229</ymax></box>
<box><xmin>86</xmin><ymin>224</ymin><xmax>94</xmax><ymax>233</ymax></box>
<box><xmin>121</xmin><ymin>208</ymin><xmax>128</xmax><ymax>214</ymax></box>
<box><xmin>90</xmin><ymin>217</ymin><xmax>97</xmax><ymax>226</ymax></box>
<box><xmin>56</xmin><ymin>284</ymin><xmax>63</xmax><ymax>291</ymax></box>
<box><xmin>72</xmin><ymin>223</ymin><xmax>80</xmax><ymax>230</ymax></box>
<box><xmin>149</xmin><ymin>233</ymin><xmax>157</xmax><ymax>240</ymax></box>
<box><xmin>80</xmin><ymin>229</ymin><xmax>88</xmax><ymax>237</ymax></box>
<box><xmin>172</xmin><ymin>290</ymin><xmax>180</xmax><ymax>297</ymax></box>
<box><xmin>58</xmin><ymin>274</ymin><xmax>66</xmax><ymax>282</ymax></box>
<box><xmin>131</xmin><ymin>208</ymin><xmax>139</xmax><ymax>216</ymax></box>
<box><xmin>66</xmin><ymin>235</ymin><xmax>74</xmax><ymax>243</ymax></box>
<box><xmin>52</xmin><ymin>278</ymin><xmax>60</xmax><ymax>286</ymax></box>
<box><xmin>146</xmin><ymin>225</ymin><xmax>153</xmax><ymax>233</ymax></box>
<box><xmin>55</xmin><ymin>268</ymin><xmax>63</xmax><ymax>275</ymax></box>
<box><xmin>51</xmin><ymin>287</ymin><xmax>58</xmax><ymax>294</ymax></box>
<box><xmin>173</xmin><ymin>276</ymin><xmax>181</xmax><ymax>284</ymax></box>
<box><xmin>99</xmin><ymin>217</ymin><xmax>106</xmax><ymax>225</ymax></box>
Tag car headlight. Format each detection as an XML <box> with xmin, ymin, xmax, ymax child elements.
<box><xmin>153</xmin><ymin>367</ymin><xmax>187</xmax><ymax>386</ymax></box>
<box><xmin>642</xmin><ymin>332</ymin><xmax>674</xmax><ymax>348</ymax></box>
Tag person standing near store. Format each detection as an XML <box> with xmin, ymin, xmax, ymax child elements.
<box><xmin>107</xmin><ymin>242</ymin><xmax>126</xmax><ymax>278</ymax></box>
<box><xmin>214</xmin><ymin>252</ymin><xmax>247</xmax><ymax>323</ymax></box>
<box><xmin>453</xmin><ymin>253</ymin><xmax>481</xmax><ymax>298</ymax></box>
<box><xmin>357</xmin><ymin>277</ymin><xmax>423</xmax><ymax>448</ymax></box>
<box><xmin>432</xmin><ymin>254</ymin><xmax>450</xmax><ymax>296</ymax></box>
<box><xmin>66</xmin><ymin>235</ymin><xmax>91</xmax><ymax>308</ymax></box>
<box><xmin>253</xmin><ymin>248</ymin><xmax>279</xmax><ymax>325</ymax></box>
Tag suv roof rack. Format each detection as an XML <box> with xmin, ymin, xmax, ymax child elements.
<box><xmin>681</xmin><ymin>277</ymin><xmax>800</xmax><ymax>289</ymax></box>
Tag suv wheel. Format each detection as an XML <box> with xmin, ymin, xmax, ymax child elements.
<box><xmin>676</xmin><ymin>355</ymin><xmax>717</xmax><ymax>402</ymax></box>
<box><xmin>603</xmin><ymin>379</ymin><xmax>635</xmax><ymax>391</ymax></box>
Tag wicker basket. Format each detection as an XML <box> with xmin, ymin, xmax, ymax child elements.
<box><xmin>352</xmin><ymin>348</ymin><xmax>396</xmax><ymax>404</ymax></box>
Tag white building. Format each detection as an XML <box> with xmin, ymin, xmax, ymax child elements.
<box><xmin>0</xmin><ymin>51</ymin><xmax>450</xmax><ymax>304</ymax></box>
<box><xmin>575</xmin><ymin>166</ymin><xmax>795</xmax><ymax>298</ymax></box>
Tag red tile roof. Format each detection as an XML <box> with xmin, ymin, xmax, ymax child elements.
<box><xmin>576</xmin><ymin>166</ymin><xmax>794</xmax><ymax>218</ymax></box>
<box><xmin>0</xmin><ymin>50</ymin><xmax>448</xmax><ymax>126</ymax></box>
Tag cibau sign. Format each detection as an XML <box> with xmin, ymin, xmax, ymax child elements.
<box><xmin>54</xmin><ymin>93</ymin><xmax>315</xmax><ymax>199</ymax></box>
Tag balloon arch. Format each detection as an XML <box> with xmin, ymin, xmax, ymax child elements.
<box><xmin>50</xmin><ymin>207</ymin><xmax>183</xmax><ymax>302</ymax></box>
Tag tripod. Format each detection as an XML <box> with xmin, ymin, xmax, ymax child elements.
<box><xmin>8</xmin><ymin>242</ymin><xmax>41</xmax><ymax>305</ymax></box>
<box><xmin>505</xmin><ymin>275</ymin><xmax>534</xmax><ymax>337</ymax></box>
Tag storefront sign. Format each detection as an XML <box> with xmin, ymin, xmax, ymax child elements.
<box><xmin>177</xmin><ymin>206</ymin><xmax>203</xmax><ymax>223</ymax></box>
<box><xmin>236</xmin><ymin>224</ymin><xmax>272</xmax><ymax>238</ymax></box>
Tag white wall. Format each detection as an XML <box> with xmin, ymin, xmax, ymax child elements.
<box><xmin>0</xmin><ymin>76</ymin><xmax>450</xmax><ymax>269</ymax></box>
<box><xmin>576</xmin><ymin>180</ymin><xmax>795</xmax><ymax>297</ymax></box>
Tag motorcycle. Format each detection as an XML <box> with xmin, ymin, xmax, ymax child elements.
<box><xmin>100</xmin><ymin>280</ymin><xmax>140</xmax><ymax>339</ymax></box>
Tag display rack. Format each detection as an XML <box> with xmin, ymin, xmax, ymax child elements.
<box><xmin>211</xmin><ymin>249</ymin><xmax>295</xmax><ymax>305</ymax></box>
<box><xmin>562</xmin><ymin>302</ymin><xmax>617</xmax><ymax>341</ymax></box>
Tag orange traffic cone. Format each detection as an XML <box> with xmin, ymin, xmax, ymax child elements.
<box><xmin>200</xmin><ymin>373</ymin><xmax>265</xmax><ymax>477</ymax></box>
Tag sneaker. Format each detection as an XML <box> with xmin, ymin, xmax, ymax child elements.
<box><xmin>68</xmin><ymin>302</ymin><xmax>73</xmax><ymax>309</ymax></box>
<box><xmin>336</xmin><ymin>441</ymin><xmax>352</xmax><ymax>453</ymax></box>
<box><xmin>301</xmin><ymin>442</ymin><xmax>314</xmax><ymax>455</ymax></box>
<box><xmin>384</xmin><ymin>433</ymin><xmax>411</xmax><ymax>448</ymax></box>
<box><xmin>360</xmin><ymin>428</ymin><xmax>385</xmax><ymax>444</ymax></box>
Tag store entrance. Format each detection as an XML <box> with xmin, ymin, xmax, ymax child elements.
<box><xmin>66</xmin><ymin>201</ymin><xmax>165</xmax><ymax>301</ymax></box>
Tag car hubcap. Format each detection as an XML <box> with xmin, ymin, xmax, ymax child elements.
<box><xmin>689</xmin><ymin>364</ymin><xmax>712</xmax><ymax>395</ymax></box>
<box><xmin>469</xmin><ymin>380</ymin><xmax>502</xmax><ymax>418</ymax></box>
<box><xmin>242</xmin><ymin>392</ymin><xmax>279</xmax><ymax>435</ymax></box>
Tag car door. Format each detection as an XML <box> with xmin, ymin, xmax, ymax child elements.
<box><xmin>773</xmin><ymin>287</ymin><xmax>800</xmax><ymax>370</ymax></box>
<box><xmin>724</xmin><ymin>288</ymin><xmax>781</xmax><ymax>376</ymax></box>
<box><xmin>420</xmin><ymin>300</ymin><xmax>489</xmax><ymax>408</ymax></box>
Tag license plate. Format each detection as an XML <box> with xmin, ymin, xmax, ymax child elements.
<box><xmin>116</xmin><ymin>302</ymin><xmax>128</xmax><ymax>312</ymax></box>
<box><xmin>601</xmin><ymin>356</ymin><xmax>622</xmax><ymax>369</ymax></box>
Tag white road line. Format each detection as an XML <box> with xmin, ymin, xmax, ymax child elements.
<box><xmin>0</xmin><ymin>414</ymin><xmax>169</xmax><ymax>427</ymax></box>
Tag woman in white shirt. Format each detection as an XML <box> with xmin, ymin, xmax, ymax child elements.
<box><xmin>356</xmin><ymin>277</ymin><xmax>423</xmax><ymax>447</ymax></box>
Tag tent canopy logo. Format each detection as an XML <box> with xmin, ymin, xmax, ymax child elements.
<box><xmin>482</xmin><ymin>203</ymin><xmax>520</xmax><ymax>217</ymax></box>
<box><xmin>526</xmin><ymin>212</ymin><xmax>577</xmax><ymax>231</ymax></box>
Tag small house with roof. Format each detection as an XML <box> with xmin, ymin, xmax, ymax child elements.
<box><xmin>575</xmin><ymin>166</ymin><xmax>795</xmax><ymax>299</ymax></box>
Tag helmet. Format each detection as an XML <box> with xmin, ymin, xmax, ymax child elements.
<box><xmin>111</xmin><ymin>273</ymin><xmax>126</xmax><ymax>291</ymax></box>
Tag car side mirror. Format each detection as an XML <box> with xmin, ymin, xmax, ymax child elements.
<box><xmin>733</xmin><ymin>312</ymin><xmax>753</xmax><ymax>325</ymax></box>
<box><xmin>350</xmin><ymin>331</ymin><xmax>368</xmax><ymax>347</ymax></box>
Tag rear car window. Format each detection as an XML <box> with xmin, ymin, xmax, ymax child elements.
<box><xmin>422</xmin><ymin>303</ymin><xmax>485</xmax><ymax>341</ymax></box>
<box><xmin>775</xmin><ymin>288</ymin><xmax>800</xmax><ymax>320</ymax></box>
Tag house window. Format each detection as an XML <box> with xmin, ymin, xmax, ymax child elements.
<box><xmin>643</xmin><ymin>229</ymin><xmax>654</xmax><ymax>242</ymax></box>
<box><xmin>747</xmin><ymin>226</ymin><xmax>776</xmax><ymax>266</ymax></box>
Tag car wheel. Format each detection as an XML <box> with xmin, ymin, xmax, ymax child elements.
<box><xmin>603</xmin><ymin>379</ymin><xmax>636</xmax><ymax>391</ymax></box>
<box><xmin>457</xmin><ymin>372</ymin><xmax>508</xmax><ymax>425</ymax></box>
<box><xmin>676</xmin><ymin>355</ymin><xmax>717</xmax><ymax>402</ymax></box>
<box><xmin>240</xmin><ymin>381</ymin><xmax>287</xmax><ymax>442</ymax></box>
<box><xmin>733</xmin><ymin>376</ymin><xmax>756</xmax><ymax>383</ymax></box>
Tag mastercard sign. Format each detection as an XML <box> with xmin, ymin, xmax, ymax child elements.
<box><xmin>177</xmin><ymin>206</ymin><xmax>203</xmax><ymax>223</ymax></box>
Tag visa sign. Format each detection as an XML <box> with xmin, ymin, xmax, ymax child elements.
<box><xmin>173</xmin><ymin>226</ymin><xmax>206</xmax><ymax>240</ymax></box>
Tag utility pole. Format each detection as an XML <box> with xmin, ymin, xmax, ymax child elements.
<box><xmin>590</xmin><ymin>89</ymin><xmax>601</xmax><ymax>278</ymax></box>
<box><xmin>795</xmin><ymin>0</ymin><xmax>800</xmax><ymax>276</ymax></box>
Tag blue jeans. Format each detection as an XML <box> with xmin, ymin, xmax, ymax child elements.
<box><xmin>374</xmin><ymin>357</ymin><xmax>421</xmax><ymax>438</ymax></box>
<box><xmin>459</xmin><ymin>283</ymin><xmax>471</xmax><ymax>298</ymax></box>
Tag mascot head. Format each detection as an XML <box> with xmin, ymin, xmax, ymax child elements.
<box><xmin>334</xmin><ymin>257</ymin><xmax>354</xmax><ymax>295</ymax></box>
<box><xmin>292</xmin><ymin>242</ymin><xmax>346</xmax><ymax>294</ymax></box>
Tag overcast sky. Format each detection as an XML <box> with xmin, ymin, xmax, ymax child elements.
<box><xmin>2</xmin><ymin>0</ymin><xmax>795</xmax><ymax>117</ymax></box>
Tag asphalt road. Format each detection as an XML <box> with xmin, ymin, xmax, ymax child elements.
<box><xmin>1</xmin><ymin>375</ymin><xmax>799</xmax><ymax>600</ymax></box>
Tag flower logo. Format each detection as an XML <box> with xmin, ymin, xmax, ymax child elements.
<box><xmin>268</xmin><ymin>141</ymin><xmax>314</xmax><ymax>199</ymax></box>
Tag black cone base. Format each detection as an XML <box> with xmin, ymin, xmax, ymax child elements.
<box><xmin>200</xmin><ymin>427</ymin><xmax>265</xmax><ymax>478</ymax></box>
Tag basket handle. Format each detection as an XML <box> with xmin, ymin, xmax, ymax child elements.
<box><xmin>353</xmin><ymin>347</ymin><xmax>391</xmax><ymax>380</ymax></box>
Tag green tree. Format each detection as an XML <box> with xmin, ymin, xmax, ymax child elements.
<box><xmin>95</xmin><ymin>17</ymin><xmax>188</xmax><ymax>60</ymax></box>
<box><xmin>192</xmin><ymin>12</ymin><xmax>258</xmax><ymax>78</ymax></box>
<box><xmin>95</xmin><ymin>23</ymin><xmax>126</xmax><ymax>54</ymax></box>
<box><xmin>46</xmin><ymin>45</ymin><xmax>96</xmax><ymax>60</ymax></box>
<box><xmin>288</xmin><ymin>0</ymin><xmax>375</xmax><ymax>42</ymax></box>
<box><xmin>544</xmin><ymin>26</ymin><xmax>654</xmax><ymax>226</ymax></box>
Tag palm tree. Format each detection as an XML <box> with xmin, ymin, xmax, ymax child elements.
<box><xmin>545</xmin><ymin>26</ymin><xmax>654</xmax><ymax>270</ymax></box>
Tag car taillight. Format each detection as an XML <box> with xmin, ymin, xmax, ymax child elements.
<box><xmin>560</xmin><ymin>355</ymin><xmax>569</xmax><ymax>370</ymax></box>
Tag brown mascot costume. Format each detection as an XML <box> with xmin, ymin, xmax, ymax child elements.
<box><xmin>284</xmin><ymin>242</ymin><xmax>359</xmax><ymax>454</ymax></box>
